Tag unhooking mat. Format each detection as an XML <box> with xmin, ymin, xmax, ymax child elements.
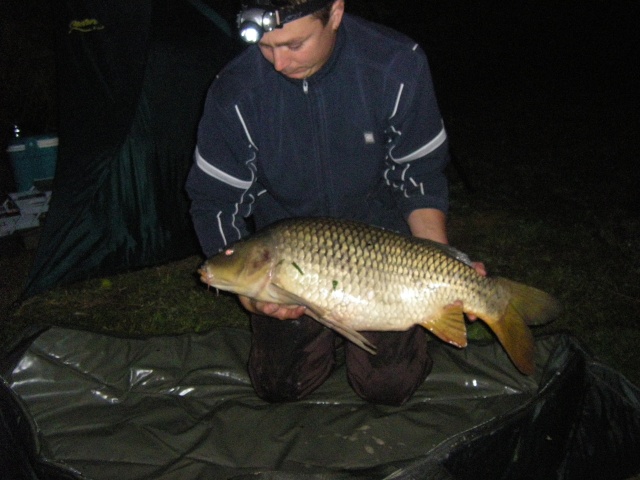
<box><xmin>1</xmin><ymin>327</ymin><xmax>640</xmax><ymax>480</ymax></box>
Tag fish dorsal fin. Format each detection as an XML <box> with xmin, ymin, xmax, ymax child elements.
<box><xmin>438</xmin><ymin>244</ymin><xmax>474</xmax><ymax>267</ymax></box>
<box><xmin>420</xmin><ymin>303</ymin><xmax>468</xmax><ymax>348</ymax></box>
<box><xmin>415</xmin><ymin>238</ymin><xmax>474</xmax><ymax>267</ymax></box>
<box><xmin>269</xmin><ymin>283</ymin><xmax>378</xmax><ymax>355</ymax></box>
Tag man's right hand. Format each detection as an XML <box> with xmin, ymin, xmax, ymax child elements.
<box><xmin>239</xmin><ymin>295</ymin><xmax>307</xmax><ymax>320</ymax></box>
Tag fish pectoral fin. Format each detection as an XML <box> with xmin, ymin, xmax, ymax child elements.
<box><xmin>266</xmin><ymin>282</ymin><xmax>308</xmax><ymax>306</ymax></box>
<box><xmin>305</xmin><ymin>310</ymin><xmax>377</xmax><ymax>355</ymax></box>
<box><xmin>269</xmin><ymin>283</ymin><xmax>377</xmax><ymax>355</ymax></box>
<box><xmin>421</xmin><ymin>304</ymin><xmax>468</xmax><ymax>348</ymax></box>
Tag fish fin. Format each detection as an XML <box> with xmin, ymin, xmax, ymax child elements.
<box><xmin>266</xmin><ymin>282</ymin><xmax>311</xmax><ymax>308</ymax></box>
<box><xmin>421</xmin><ymin>304</ymin><xmax>468</xmax><ymax>348</ymax></box>
<box><xmin>269</xmin><ymin>283</ymin><xmax>378</xmax><ymax>355</ymax></box>
<box><xmin>497</xmin><ymin>278</ymin><xmax>562</xmax><ymax>326</ymax></box>
<box><xmin>485</xmin><ymin>302</ymin><xmax>536</xmax><ymax>375</ymax></box>
<box><xmin>305</xmin><ymin>310</ymin><xmax>378</xmax><ymax>355</ymax></box>
<box><xmin>484</xmin><ymin>278</ymin><xmax>561</xmax><ymax>375</ymax></box>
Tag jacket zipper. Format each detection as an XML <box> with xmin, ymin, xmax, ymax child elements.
<box><xmin>302</xmin><ymin>77</ymin><xmax>331</xmax><ymax>213</ymax></box>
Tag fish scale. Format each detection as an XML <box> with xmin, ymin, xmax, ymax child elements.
<box><xmin>199</xmin><ymin>217</ymin><xmax>561</xmax><ymax>375</ymax></box>
<box><xmin>270</xmin><ymin>218</ymin><xmax>494</xmax><ymax>331</ymax></box>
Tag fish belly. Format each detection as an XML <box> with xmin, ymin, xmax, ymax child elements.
<box><xmin>270</xmin><ymin>254</ymin><xmax>478</xmax><ymax>332</ymax></box>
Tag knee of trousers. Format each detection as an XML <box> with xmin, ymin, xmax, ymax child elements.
<box><xmin>247</xmin><ymin>315</ymin><xmax>337</xmax><ymax>402</ymax></box>
<box><xmin>249</xmin><ymin>361</ymin><xmax>334</xmax><ymax>403</ymax></box>
<box><xmin>346</xmin><ymin>333</ymin><xmax>433</xmax><ymax>406</ymax></box>
<box><xmin>347</xmin><ymin>362</ymin><xmax>431</xmax><ymax>406</ymax></box>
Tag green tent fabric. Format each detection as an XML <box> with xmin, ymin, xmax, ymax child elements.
<box><xmin>22</xmin><ymin>0</ymin><xmax>239</xmax><ymax>298</ymax></box>
<box><xmin>2</xmin><ymin>328</ymin><xmax>640</xmax><ymax>479</ymax></box>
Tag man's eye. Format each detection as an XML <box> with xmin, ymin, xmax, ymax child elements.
<box><xmin>289</xmin><ymin>43</ymin><xmax>302</xmax><ymax>51</ymax></box>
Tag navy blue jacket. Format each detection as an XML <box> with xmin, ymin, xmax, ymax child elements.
<box><xmin>186</xmin><ymin>14</ymin><xmax>450</xmax><ymax>257</ymax></box>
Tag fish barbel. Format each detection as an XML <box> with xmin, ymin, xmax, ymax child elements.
<box><xmin>198</xmin><ymin>217</ymin><xmax>560</xmax><ymax>375</ymax></box>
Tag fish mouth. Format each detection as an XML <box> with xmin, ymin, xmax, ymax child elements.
<box><xmin>198</xmin><ymin>267</ymin><xmax>232</xmax><ymax>292</ymax></box>
<box><xmin>198</xmin><ymin>268</ymin><xmax>224</xmax><ymax>297</ymax></box>
<box><xmin>198</xmin><ymin>267</ymin><xmax>216</xmax><ymax>287</ymax></box>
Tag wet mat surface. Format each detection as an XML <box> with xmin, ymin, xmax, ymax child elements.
<box><xmin>7</xmin><ymin>327</ymin><xmax>544</xmax><ymax>479</ymax></box>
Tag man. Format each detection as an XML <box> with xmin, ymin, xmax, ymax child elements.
<box><xmin>187</xmin><ymin>0</ymin><xmax>477</xmax><ymax>405</ymax></box>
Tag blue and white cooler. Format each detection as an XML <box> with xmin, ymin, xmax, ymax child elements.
<box><xmin>6</xmin><ymin>134</ymin><xmax>58</xmax><ymax>192</ymax></box>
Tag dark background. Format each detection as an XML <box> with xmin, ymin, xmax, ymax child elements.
<box><xmin>2</xmin><ymin>0</ymin><xmax>638</xmax><ymax>214</ymax></box>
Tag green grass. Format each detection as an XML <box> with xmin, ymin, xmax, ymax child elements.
<box><xmin>2</xmin><ymin>254</ymin><xmax>247</xmax><ymax>341</ymax></box>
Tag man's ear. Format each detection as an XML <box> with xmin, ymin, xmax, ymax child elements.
<box><xmin>329</xmin><ymin>0</ymin><xmax>345</xmax><ymax>31</ymax></box>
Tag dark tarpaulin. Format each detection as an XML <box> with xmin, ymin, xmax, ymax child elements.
<box><xmin>1</xmin><ymin>329</ymin><xmax>639</xmax><ymax>480</ymax></box>
<box><xmin>21</xmin><ymin>0</ymin><xmax>239</xmax><ymax>298</ymax></box>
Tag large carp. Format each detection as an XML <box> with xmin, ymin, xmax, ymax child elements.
<box><xmin>199</xmin><ymin>217</ymin><xmax>560</xmax><ymax>375</ymax></box>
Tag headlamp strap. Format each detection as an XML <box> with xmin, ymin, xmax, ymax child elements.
<box><xmin>279</xmin><ymin>0</ymin><xmax>333</xmax><ymax>24</ymax></box>
<box><xmin>248</xmin><ymin>0</ymin><xmax>333</xmax><ymax>27</ymax></box>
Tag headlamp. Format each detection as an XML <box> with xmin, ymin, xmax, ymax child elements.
<box><xmin>237</xmin><ymin>7</ymin><xmax>280</xmax><ymax>44</ymax></box>
<box><xmin>237</xmin><ymin>0</ymin><xmax>333</xmax><ymax>44</ymax></box>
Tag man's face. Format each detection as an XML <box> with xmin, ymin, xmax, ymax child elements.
<box><xmin>258</xmin><ymin>1</ymin><xmax>344</xmax><ymax>80</ymax></box>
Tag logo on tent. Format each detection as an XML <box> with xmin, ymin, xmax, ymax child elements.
<box><xmin>69</xmin><ymin>19</ymin><xmax>105</xmax><ymax>34</ymax></box>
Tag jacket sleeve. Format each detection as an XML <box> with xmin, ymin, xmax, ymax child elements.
<box><xmin>186</xmin><ymin>85</ymin><xmax>259</xmax><ymax>258</ymax></box>
<box><xmin>383</xmin><ymin>45</ymin><xmax>450</xmax><ymax>218</ymax></box>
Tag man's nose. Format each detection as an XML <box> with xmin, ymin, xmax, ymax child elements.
<box><xmin>272</xmin><ymin>49</ymin><xmax>290</xmax><ymax>72</ymax></box>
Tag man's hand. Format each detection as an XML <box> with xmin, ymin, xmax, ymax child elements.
<box><xmin>472</xmin><ymin>261</ymin><xmax>487</xmax><ymax>277</ymax></box>
<box><xmin>239</xmin><ymin>295</ymin><xmax>306</xmax><ymax>320</ymax></box>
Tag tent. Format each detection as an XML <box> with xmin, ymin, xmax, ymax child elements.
<box><xmin>2</xmin><ymin>1</ymin><xmax>640</xmax><ymax>479</ymax></box>
<box><xmin>21</xmin><ymin>0</ymin><xmax>240</xmax><ymax>298</ymax></box>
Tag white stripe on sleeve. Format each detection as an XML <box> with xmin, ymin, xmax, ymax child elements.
<box><xmin>389</xmin><ymin>125</ymin><xmax>447</xmax><ymax>164</ymax></box>
<box><xmin>195</xmin><ymin>147</ymin><xmax>253</xmax><ymax>189</ymax></box>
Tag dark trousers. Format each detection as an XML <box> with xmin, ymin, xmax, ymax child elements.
<box><xmin>248</xmin><ymin>314</ymin><xmax>432</xmax><ymax>406</ymax></box>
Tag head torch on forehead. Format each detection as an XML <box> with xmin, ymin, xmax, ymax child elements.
<box><xmin>237</xmin><ymin>0</ymin><xmax>334</xmax><ymax>44</ymax></box>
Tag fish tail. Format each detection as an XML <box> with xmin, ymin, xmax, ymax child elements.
<box><xmin>485</xmin><ymin>278</ymin><xmax>561</xmax><ymax>375</ymax></box>
<box><xmin>497</xmin><ymin>278</ymin><xmax>562</xmax><ymax>326</ymax></box>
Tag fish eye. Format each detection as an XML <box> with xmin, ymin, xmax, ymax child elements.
<box><xmin>224</xmin><ymin>248</ymin><xmax>234</xmax><ymax>256</ymax></box>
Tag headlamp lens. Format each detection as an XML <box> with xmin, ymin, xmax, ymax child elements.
<box><xmin>239</xmin><ymin>21</ymin><xmax>262</xmax><ymax>43</ymax></box>
<box><xmin>261</xmin><ymin>11</ymin><xmax>277</xmax><ymax>31</ymax></box>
